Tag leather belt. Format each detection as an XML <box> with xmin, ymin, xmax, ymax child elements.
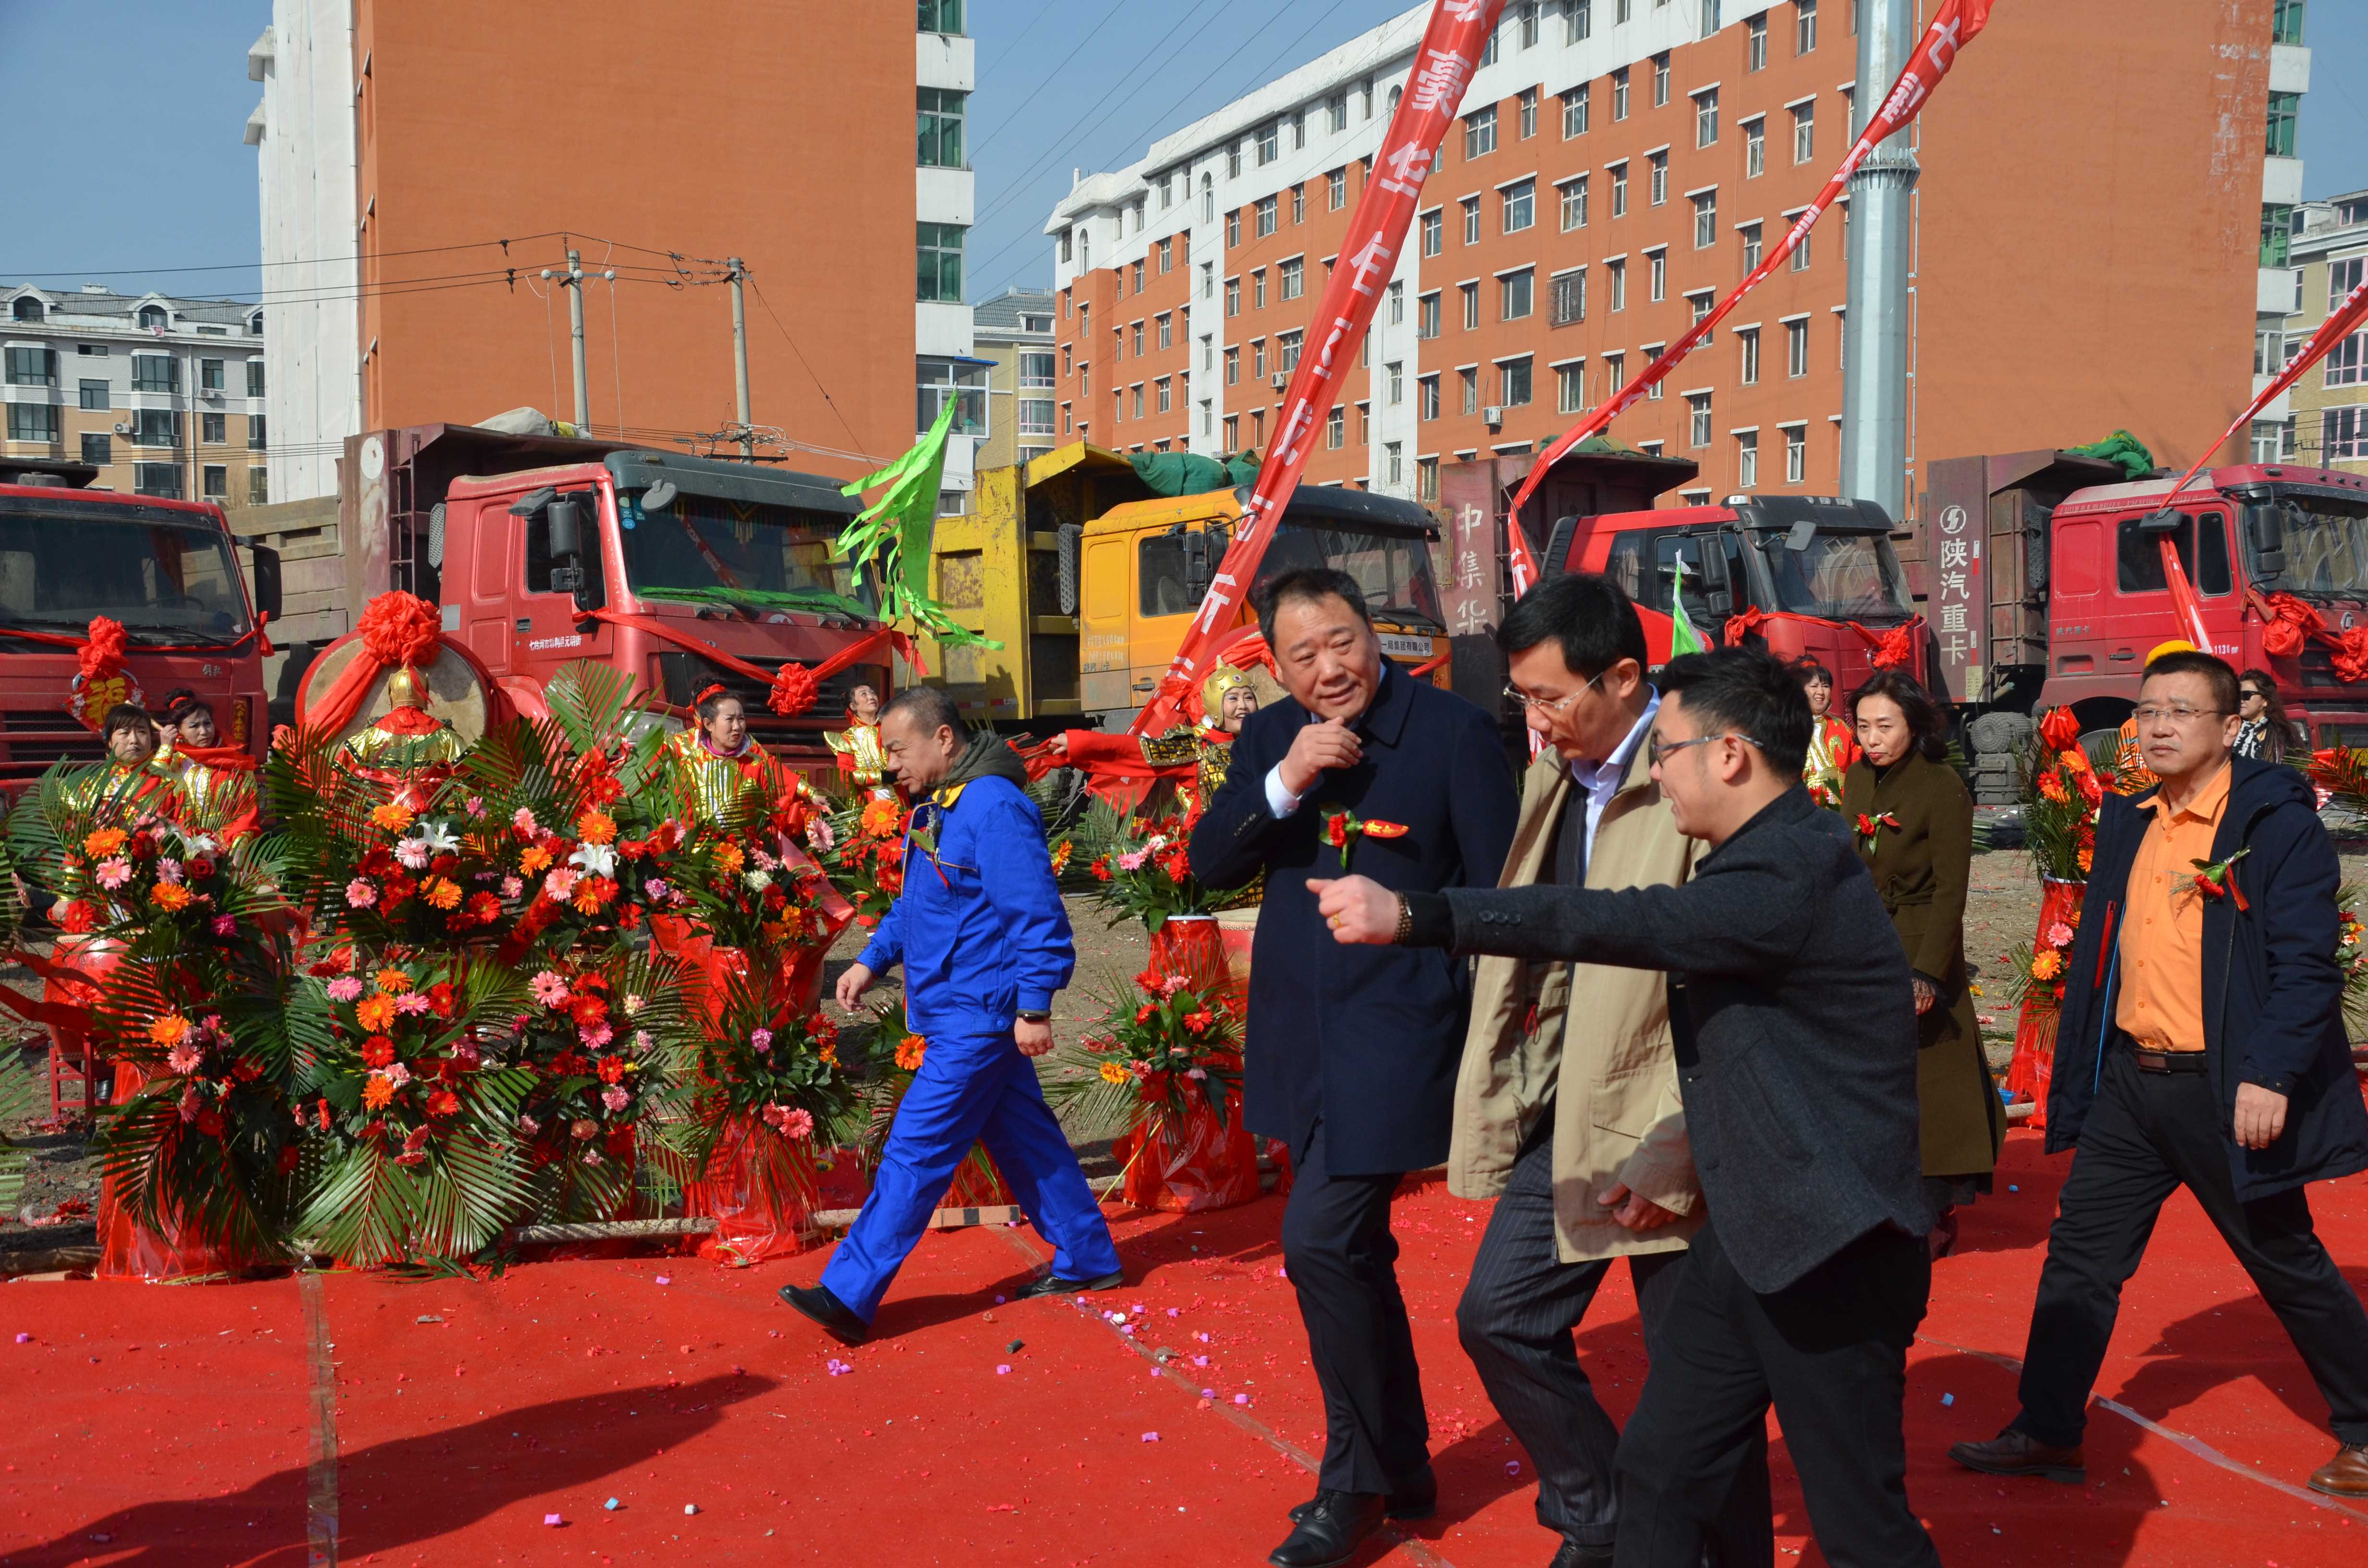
<box><xmin>2130</xmin><ymin>1047</ymin><xmax>2208</xmax><ymax>1074</ymax></box>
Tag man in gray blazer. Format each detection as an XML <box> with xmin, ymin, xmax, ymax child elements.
<box><xmin>1314</xmin><ymin>647</ymin><xmax>1938</xmax><ymax>1568</ymax></box>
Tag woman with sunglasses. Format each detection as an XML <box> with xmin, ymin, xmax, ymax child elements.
<box><xmin>2233</xmin><ymin>669</ymin><xmax>2294</xmax><ymax>765</ymax></box>
<box><xmin>1842</xmin><ymin>669</ymin><xmax>2003</xmax><ymax>1260</ymax></box>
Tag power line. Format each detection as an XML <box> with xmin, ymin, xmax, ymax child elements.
<box><xmin>745</xmin><ymin>276</ymin><xmax>871</xmax><ymax>458</ymax></box>
<box><xmin>966</xmin><ymin>0</ymin><xmax>1140</xmax><ymax>160</ymax></box>
<box><xmin>0</xmin><ymin>230</ymin><xmax>736</xmax><ymax>291</ymax></box>
<box><xmin>974</xmin><ymin>0</ymin><xmax>1070</xmax><ymax>81</ymax></box>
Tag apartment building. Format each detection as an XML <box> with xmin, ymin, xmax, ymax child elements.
<box><xmin>971</xmin><ymin>286</ymin><xmax>1057</xmax><ymax>471</ymax></box>
<box><xmin>1044</xmin><ymin>0</ymin><xmax>2278</xmax><ymax>521</ymax></box>
<box><xmin>2249</xmin><ymin>0</ymin><xmax>2315</xmax><ymax>463</ymax></box>
<box><xmin>247</xmin><ymin>0</ymin><xmax>975</xmax><ymax>503</ymax></box>
<box><xmin>2278</xmin><ymin>190</ymin><xmax>2368</xmax><ymax>473</ymax></box>
<box><xmin>0</xmin><ymin>284</ymin><xmax>269</xmax><ymax>505</ymax></box>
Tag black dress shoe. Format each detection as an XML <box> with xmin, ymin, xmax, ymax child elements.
<box><xmin>1268</xmin><ymin>1490</ymin><xmax>1385</xmax><ymax>1568</ymax></box>
<box><xmin>1947</xmin><ymin>1426</ymin><xmax>2084</xmax><ymax>1484</ymax></box>
<box><xmin>1290</xmin><ymin>1465</ymin><xmax>1435</xmax><ymax>1523</ymax></box>
<box><xmin>1548</xmin><ymin>1539</ymin><xmax>1615</xmax><ymax>1568</ymax></box>
<box><xmin>777</xmin><ymin>1282</ymin><xmax>868</xmax><ymax>1346</ymax></box>
<box><xmin>1013</xmin><ymin>1268</ymin><xmax>1124</xmax><ymax>1299</ymax></box>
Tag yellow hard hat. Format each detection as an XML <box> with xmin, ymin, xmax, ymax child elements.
<box><xmin>2145</xmin><ymin>639</ymin><xmax>2197</xmax><ymax>666</ymax></box>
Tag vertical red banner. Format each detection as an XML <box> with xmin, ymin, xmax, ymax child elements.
<box><xmin>1132</xmin><ymin>0</ymin><xmax>1508</xmax><ymax>736</ymax></box>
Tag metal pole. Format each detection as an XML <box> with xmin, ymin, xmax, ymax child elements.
<box><xmin>1838</xmin><ymin>0</ymin><xmax>1918</xmax><ymax>519</ymax></box>
<box><xmin>728</xmin><ymin>257</ymin><xmax>752</xmax><ymax>459</ymax></box>
<box><xmin>565</xmin><ymin>247</ymin><xmax>590</xmax><ymax>431</ymax></box>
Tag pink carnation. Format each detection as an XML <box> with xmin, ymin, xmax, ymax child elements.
<box><xmin>395</xmin><ymin>838</ymin><xmax>431</xmax><ymax>871</ymax></box>
<box><xmin>643</xmin><ymin>877</ymin><xmax>669</xmax><ymax>901</ymax></box>
<box><xmin>513</xmin><ymin>807</ymin><xmax>537</xmax><ymax>834</ymax></box>
<box><xmin>529</xmin><ymin>970</ymin><xmax>571</xmax><ymax>1007</ymax></box>
<box><xmin>750</xmin><ymin>1028</ymin><xmax>775</xmax><ymax>1054</ymax></box>
<box><xmin>326</xmin><ymin>976</ymin><xmax>364</xmax><ymax>1002</ymax></box>
<box><xmin>345</xmin><ymin>879</ymin><xmax>377</xmax><ymax>909</ymax></box>
<box><xmin>210</xmin><ymin>914</ymin><xmax>237</xmax><ymax>937</ymax></box>
<box><xmin>501</xmin><ymin>875</ymin><xmax>524</xmax><ymax>900</ymax></box>
<box><xmin>601</xmin><ymin>1085</ymin><xmax>630</xmax><ymax>1113</ymax></box>
<box><xmin>465</xmin><ymin>795</ymin><xmax>486</xmax><ymax>818</ymax></box>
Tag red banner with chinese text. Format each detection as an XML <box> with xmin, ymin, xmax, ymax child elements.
<box><xmin>1501</xmin><ymin>0</ymin><xmax>2000</xmax><ymax>596</ymax></box>
<box><xmin>1132</xmin><ymin>0</ymin><xmax>1507</xmax><ymax>736</ymax></box>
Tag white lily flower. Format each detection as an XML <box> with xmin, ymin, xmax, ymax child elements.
<box><xmin>421</xmin><ymin>821</ymin><xmax>461</xmax><ymax>856</ymax></box>
<box><xmin>743</xmin><ymin>869</ymin><xmax>775</xmax><ymax>891</ymax></box>
<box><xmin>569</xmin><ymin>840</ymin><xmax>619</xmax><ymax>879</ymax></box>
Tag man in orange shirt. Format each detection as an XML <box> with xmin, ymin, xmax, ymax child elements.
<box><xmin>1950</xmin><ymin>649</ymin><xmax>2368</xmax><ymax>1497</ymax></box>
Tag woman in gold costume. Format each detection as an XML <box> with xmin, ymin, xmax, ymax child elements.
<box><xmin>62</xmin><ymin>703</ymin><xmax>176</xmax><ymax>816</ymax></box>
<box><xmin>1798</xmin><ymin>659</ymin><xmax>1856</xmax><ymax>809</ymax></box>
<box><xmin>152</xmin><ymin>688</ymin><xmax>259</xmax><ymax>841</ymax></box>
<box><xmin>1044</xmin><ymin>666</ymin><xmax>1258</xmax><ymax>819</ymax></box>
<box><xmin>824</xmin><ymin>682</ymin><xmax>893</xmax><ymax>799</ymax></box>
<box><xmin>665</xmin><ymin>684</ymin><xmax>820</xmax><ymax>829</ymax></box>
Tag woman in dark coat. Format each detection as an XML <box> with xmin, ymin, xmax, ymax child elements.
<box><xmin>1841</xmin><ymin>670</ymin><xmax>2005</xmax><ymax>1256</ymax></box>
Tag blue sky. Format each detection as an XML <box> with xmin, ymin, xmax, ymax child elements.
<box><xmin>2</xmin><ymin>1</ymin><xmax>2363</xmax><ymax>306</ymax></box>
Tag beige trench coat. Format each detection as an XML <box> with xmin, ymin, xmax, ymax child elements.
<box><xmin>1445</xmin><ymin>741</ymin><xmax>1703</xmax><ymax>1263</ymax></box>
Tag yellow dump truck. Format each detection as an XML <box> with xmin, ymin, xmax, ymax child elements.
<box><xmin>925</xmin><ymin>441</ymin><xmax>1451</xmax><ymax>730</ymax></box>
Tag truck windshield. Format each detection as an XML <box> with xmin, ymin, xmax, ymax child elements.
<box><xmin>1757</xmin><ymin>530</ymin><xmax>1912</xmax><ymax>622</ymax></box>
<box><xmin>618</xmin><ymin>490</ymin><xmax>877</xmax><ymax>618</ymax></box>
<box><xmin>2246</xmin><ymin>496</ymin><xmax>2368</xmax><ymax>599</ymax></box>
<box><xmin>1251</xmin><ymin>521</ymin><xmax>1445</xmax><ymax>628</ymax></box>
<box><xmin>0</xmin><ymin>498</ymin><xmax>249</xmax><ymax>642</ymax></box>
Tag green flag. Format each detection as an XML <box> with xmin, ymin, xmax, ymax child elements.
<box><xmin>837</xmin><ymin>397</ymin><xmax>995</xmax><ymax>648</ymax></box>
<box><xmin>1668</xmin><ymin>554</ymin><xmax>1707</xmax><ymax>656</ymax></box>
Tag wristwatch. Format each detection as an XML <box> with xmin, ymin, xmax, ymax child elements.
<box><xmin>1393</xmin><ymin>894</ymin><xmax>1413</xmax><ymax>945</ymax></box>
<box><xmin>1016</xmin><ymin>1009</ymin><xmax>1051</xmax><ymax>1023</ymax></box>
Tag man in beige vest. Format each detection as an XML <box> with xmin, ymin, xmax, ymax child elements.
<box><xmin>1447</xmin><ymin>574</ymin><xmax>1770</xmax><ymax>1568</ymax></box>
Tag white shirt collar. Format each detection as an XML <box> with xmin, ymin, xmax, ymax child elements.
<box><xmin>1569</xmin><ymin>689</ymin><xmax>1660</xmax><ymax>789</ymax></box>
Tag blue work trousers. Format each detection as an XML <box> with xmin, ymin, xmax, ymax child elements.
<box><xmin>820</xmin><ymin>1027</ymin><xmax>1120</xmax><ymax>1322</ymax></box>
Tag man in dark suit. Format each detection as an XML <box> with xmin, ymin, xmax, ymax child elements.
<box><xmin>1315</xmin><ymin>647</ymin><xmax>1940</xmax><ymax>1568</ymax></box>
<box><xmin>1949</xmin><ymin>649</ymin><xmax>2368</xmax><ymax>1496</ymax></box>
<box><xmin>1190</xmin><ymin>566</ymin><xmax>1518</xmax><ymax>1568</ymax></box>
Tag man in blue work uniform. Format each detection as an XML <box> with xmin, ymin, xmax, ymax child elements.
<box><xmin>781</xmin><ymin>686</ymin><xmax>1122</xmax><ymax>1345</ymax></box>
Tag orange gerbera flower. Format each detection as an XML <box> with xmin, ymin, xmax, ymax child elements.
<box><xmin>370</xmin><ymin>803</ymin><xmax>415</xmax><ymax>833</ymax></box>
<box><xmin>860</xmin><ymin>798</ymin><xmax>903</xmax><ymax>838</ymax></box>
<box><xmin>374</xmin><ymin>966</ymin><xmax>411</xmax><ymax>995</ymax></box>
<box><xmin>355</xmin><ymin>995</ymin><xmax>398</xmax><ymax>1032</ymax></box>
<box><xmin>425</xmin><ymin>877</ymin><xmax>462</xmax><ymax>910</ymax></box>
<box><xmin>576</xmin><ymin>810</ymin><xmax>618</xmax><ymax>845</ymax></box>
<box><xmin>361</xmin><ymin>1074</ymin><xmax>396</xmax><ymax>1111</ymax></box>
<box><xmin>149</xmin><ymin>882</ymin><xmax>193</xmax><ymax>912</ymax></box>
<box><xmin>713</xmin><ymin>841</ymin><xmax>746</xmax><ymax>876</ymax></box>
<box><xmin>894</xmin><ymin>1034</ymin><xmax>926</xmax><ymax>1072</ymax></box>
<box><xmin>82</xmin><ymin>827</ymin><xmax>128</xmax><ymax>858</ymax></box>
<box><xmin>2029</xmin><ymin>950</ymin><xmax>2064</xmax><ymax>981</ymax></box>
<box><xmin>520</xmin><ymin>845</ymin><xmax>554</xmax><ymax>875</ymax></box>
<box><xmin>148</xmin><ymin>1013</ymin><xmax>191</xmax><ymax>1047</ymax></box>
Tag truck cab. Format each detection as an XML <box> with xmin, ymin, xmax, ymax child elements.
<box><xmin>1555</xmin><ymin>492</ymin><xmax>1930</xmax><ymax>692</ymax></box>
<box><xmin>0</xmin><ymin>457</ymin><xmax>276</xmax><ymax>791</ymax></box>
<box><xmin>2039</xmin><ymin>462</ymin><xmax>2368</xmax><ymax>746</ymax></box>
<box><xmin>1069</xmin><ymin>483</ymin><xmax>1452</xmax><ymax>725</ymax></box>
<box><xmin>432</xmin><ymin>449</ymin><xmax>887</xmax><ymax>764</ymax></box>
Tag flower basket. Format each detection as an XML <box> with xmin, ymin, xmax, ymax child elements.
<box><xmin>688</xmin><ymin>1114</ymin><xmax>823</xmax><ymax>1265</ymax></box>
<box><xmin>1110</xmin><ymin>1080</ymin><xmax>1259</xmax><ymax>1212</ymax></box>
<box><xmin>2003</xmin><ymin>877</ymin><xmax>2086</xmax><ymax>1130</ymax></box>
<box><xmin>1147</xmin><ymin>914</ymin><xmax>1227</xmax><ymax>995</ymax></box>
<box><xmin>96</xmin><ymin>1059</ymin><xmax>266</xmax><ymax>1282</ymax></box>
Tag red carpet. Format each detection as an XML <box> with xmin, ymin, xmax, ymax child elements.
<box><xmin>4</xmin><ymin>1129</ymin><xmax>2364</xmax><ymax>1566</ymax></box>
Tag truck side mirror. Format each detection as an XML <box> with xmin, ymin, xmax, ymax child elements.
<box><xmin>1056</xmin><ymin>523</ymin><xmax>1082</xmax><ymax>616</ymax></box>
<box><xmin>247</xmin><ymin>543</ymin><xmax>282</xmax><ymax>623</ymax></box>
<box><xmin>1542</xmin><ymin>516</ymin><xmax>1581</xmax><ymax>581</ymax></box>
<box><xmin>546</xmin><ymin>497</ymin><xmax>583</xmax><ymax>560</ymax></box>
<box><xmin>1182</xmin><ymin>529</ymin><xmax>1212</xmax><ymax>601</ymax></box>
<box><xmin>1706</xmin><ymin>587</ymin><xmax>1735</xmax><ymax>618</ymax></box>
<box><xmin>1696</xmin><ymin>541</ymin><xmax>1731</xmax><ymax>591</ymax></box>
<box><xmin>2135</xmin><ymin>508</ymin><xmax>2187</xmax><ymax>537</ymax></box>
<box><xmin>641</xmin><ymin>480</ymin><xmax>678</xmax><ymax>514</ymax></box>
<box><xmin>1784</xmin><ymin>519</ymin><xmax>1817</xmax><ymax>552</ymax></box>
<box><xmin>509</xmin><ymin>486</ymin><xmax>556</xmax><ymax>518</ymax></box>
<box><xmin>2246</xmin><ymin>507</ymin><xmax>2287</xmax><ymax>577</ymax></box>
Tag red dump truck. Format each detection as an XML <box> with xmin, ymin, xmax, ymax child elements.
<box><xmin>332</xmin><ymin>424</ymin><xmax>890</xmax><ymax>769</ymax></box>
<box><xmin>0</xmin><ymin>456</ymin><xmax>277</xmax><ymax>792</ymax></box>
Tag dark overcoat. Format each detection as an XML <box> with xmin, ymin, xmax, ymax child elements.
<box><xmin>2046</xmin><ymin>757</ymin><xmax>2368</xmax><ymax>1199</ymax></box>
<box><xmin>1840</xmin><ymin>749</ymin><xmax>2005</xmax><ymax>1178</ymax></box>
<box><xmin>1188</xmin><ymin>663</ymin><xmax>1517</xmax><ymax>1175</ymax></box>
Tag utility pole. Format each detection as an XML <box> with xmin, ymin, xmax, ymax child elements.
<box><xmin>1838</xmin><ymin>0</ymin><xmax>1918</xmax><ymax>520</ymax></box>
<box><xmin>728</xmin><ymin>257</ymin><xmax>752</xmax><ymax>460</ymax></box>
<box><xmin>564</xmin><ymin>248</ymin><xmax>590</xmax><ymax>432</ymax></box>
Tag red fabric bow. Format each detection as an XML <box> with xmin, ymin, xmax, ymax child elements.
<box><xmin>1869</xmin><ymin>621</ymin><xmax>1918</xmax><ymax>670</ymax></box>
<box><xmin>2260</xmin><ymin>591</ymin><xmax>2327</xmax><ymax>658</ymax></box>
<box><xmin>1723</xmin><ymin>607</ymin><xmax>1774</xmax><ymax>646</ymax></box>
<box><xmin>77</xmin><ymin>616</ymin><xmax>127</xmax><ymax>681</ymax></box>
<box><xmin>768</xmin><ymin>662</ymin><xmax>822</xmax><ymax>717</ymax></box>
<box><xmin>2036</xmin><ymin>705</ymin><xmax>2082</xmax><ymax>754</ymax></box>
<box><xmin>358</xmin><ymin>591</ymin><xmax>441</xmax><ymax>673</ymax></box>
<box><xmin>2332</xmin><ymin>626</ymin><xmax>2368</xmax><ymax>686</ymax></box>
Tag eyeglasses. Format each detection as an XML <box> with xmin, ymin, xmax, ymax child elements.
<box><xmin>2238</xmin><ymin>688</ymin><xmax>2267</xmax><ymax>702</ymax></box>
<box><xmin>1503</xmin><ymin>668</ymin><xmax>1608</xmax><ymax>714</ymax></box>
<box><xmin>2131</xmin><ymin>703</ymin><xmax>2230</xmax><ymax>725</ymax></box>
<box><xmin>1646</xmin><ymin>732</ymin><xmax>1767</xmax><ymax>767</ymax></box>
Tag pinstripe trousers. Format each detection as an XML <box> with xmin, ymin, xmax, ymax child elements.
<box><xmin>1456</xmin><ymin>1127</ymin><xmax>1774</xmax><ymax>1564</ymax></box>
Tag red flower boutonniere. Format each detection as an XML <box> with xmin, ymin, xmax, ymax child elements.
<box><xmin>2190</xmin><ymin>847</ymin><xmax>2252</xmax><ymax>910</ymax></box>
<box><xmin>1853</xmin><ymin>811</ymin><xmax>1901</xmax><ymax>850</ymax></box>
<box><xmin>1319</xmin><ymin>807</ymin><xmax>1409</xmax><ymax>870</ymax></box>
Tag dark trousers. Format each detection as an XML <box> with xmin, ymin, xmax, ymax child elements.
<box><xmin>1280</xmin><ymin>1120</ymin><xmax>1431</xmax><ymax>1494</ymax></box>
<box><xmin>1456</xmin><ymin>1128</ymin><xmax>1774</xmax><ymax>1563</ymax></box>
<box><xmin>1614</xmin><ymin>1220</ymin><xmax>1940</xmax><ymax>1568</ymax></box>
<box><xmin>2014</xmin><ymin>1047</ymin><xmax>2368</xmax><ymax>1448</ymax></box>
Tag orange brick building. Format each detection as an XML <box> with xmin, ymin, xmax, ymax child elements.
<box><xmin>1045</xmin><ymin>0</ymin><xmax>2280</xmax><ymax>518</ymax></box>
<box><xmin>250</xmin><ymin>0</ymin><xmax>972</xmax><ymax>502</ymax></box>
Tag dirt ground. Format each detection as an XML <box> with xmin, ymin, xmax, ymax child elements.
<box><xmin>10</xmin><ymin>845</ymin><xmax>2364</xmax><ymax>1264</ymax></box>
